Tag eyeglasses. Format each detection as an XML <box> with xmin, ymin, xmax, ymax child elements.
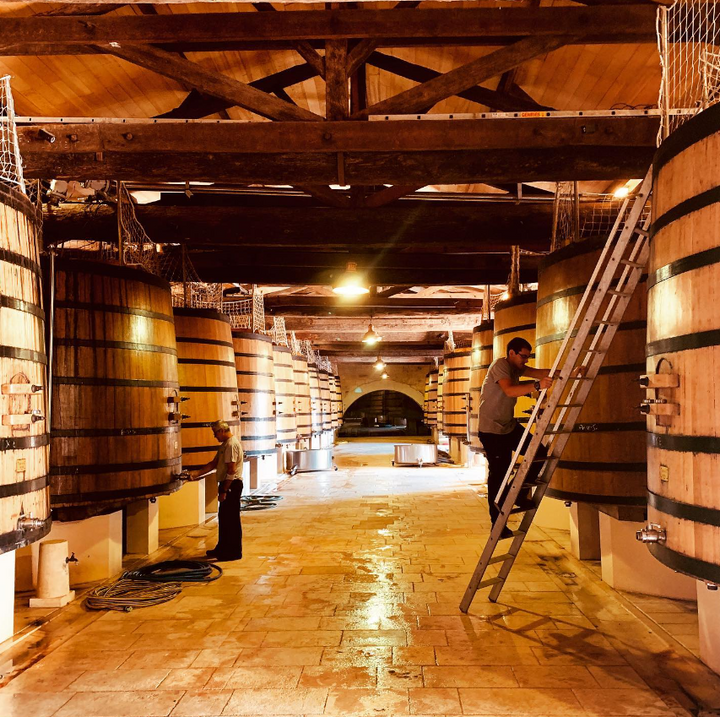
<box><xmin>517</xmin><ymin>353</ymin><xmax>531</xmax><ymax>362</ymax></box>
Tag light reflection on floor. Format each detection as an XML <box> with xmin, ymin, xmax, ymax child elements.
<box><xmin>1</xmin><ymin>438</ymin><xmax>719</xmax><ymax>717</ymax></box>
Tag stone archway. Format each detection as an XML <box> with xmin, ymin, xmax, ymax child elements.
<box><xmin>343</xmin><ymin>379</ymin><xmax>423</xmax><ymax>413</ymax></box>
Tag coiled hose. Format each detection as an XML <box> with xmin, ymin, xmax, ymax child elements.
<box><xmin>85</xmin><ymin>560</ymin><xmax>222</xmax><ymax>612</ymax></box>
<box><xmin>85</xmin><ymin>579</ymin><xmax>182</xmax><ymax>612</ymax></box>
<box><xmin>123</xmin><ymin>560</ymin><xmax>223</xmax><ymax>583</ymax></box>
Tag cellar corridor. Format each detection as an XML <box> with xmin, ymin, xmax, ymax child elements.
<box><xmin>2</xmin><ymin>439</ymin><xmax>719</xmax><ymax>717</ymax></box>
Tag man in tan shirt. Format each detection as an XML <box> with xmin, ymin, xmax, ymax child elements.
<box><xmin>190</xmin><ymin>420</ymin><xmax>244</xmax><ymax>561</ymax></box>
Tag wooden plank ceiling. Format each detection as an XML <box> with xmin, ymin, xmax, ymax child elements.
<box><xmin>2</xmin><ymin>0</ymin><xmax>662</xmax><ymax>361</ymax></box>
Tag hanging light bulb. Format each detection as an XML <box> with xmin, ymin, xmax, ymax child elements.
<box><xmin>381</xmin><ymin>372</ymin><xmax>389</xmax><ymax>380</ymax></box>
<box><xmin>332</xmin><ymin>261</ymin><xmax>370</xmax><ymax>296</ymax></box>
<box><xmin>374</xmin><ymin>357</ymin><xmax>386</xmax><ymax>371</ymax></box>
<box><xmin>362</xmin><ymin>323</ymin><xmax>381</xmax><ymax>345</ymax></box>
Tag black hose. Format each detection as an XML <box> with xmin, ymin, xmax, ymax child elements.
<box><xmin>123</xmin><ymin>560</ymin><xmax>223</xmax><ymax>583</ymax></box>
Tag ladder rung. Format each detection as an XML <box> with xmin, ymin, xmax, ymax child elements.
<box><xmin>608</xmin><ymin>289</ymin><xmax>633</xmax><ymax>297</ymax></box>
<box><xmin>476</xmin><ymin>577</ymin><xmax>504</xmax><ymax>589</ymax></box>
<box><xmin>572</xmin><ymin>376</ymin><xmax>594</xmax><ymax>381</ymax></box>
<box><xmin>545</xmin><ymin>429</ymin><xmax>572</xmax><ymax>435</ymax></box>
<box><xmin>594</xmin><ymin>320</ymin><xmax>619</xmax><ymax>326</ymax></box>
<box><xmin>635</xmin><ymin>227</ymin><xmax>649</xmax><ymax>237</ymax></box>
<box><xmin>620</xmin><ymin>259</ymin><xmax>644</xmax><ymax>268</ymax></box>
<box><xmin>488</xmin><ymin>553</ymin><xmax>515</xmax><ymax>565</ymax></box>
<box><xmin>510</xmin><ymin>502</ymin><xmax>537</xmax><ymax>515</ymax></box>
<box><xmin>555</xmin><ymin>403</ymin><xmax>583</xmax><ymax>408</ymax></box>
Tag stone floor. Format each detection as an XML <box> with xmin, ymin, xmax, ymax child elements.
<box><xmin>2</xmin><ymin>437</ymin><xmax>720</xmax><ymax>717</ymax></box>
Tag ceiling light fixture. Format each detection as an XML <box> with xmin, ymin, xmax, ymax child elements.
<box><xmin>613</xmin><ymin>179</ymin><xmax>642</xmax><ymax>199</ymax></box>
<box><xmin>332</xmin><ymin>261</ymin><xmax>370</xmax><ymax>296</ymax></box>
<box><xmin>374</xmin><ymin>357</ymin><xmax>386</xmax><ymax>371</ymax></box>
<box><xmin>381</xmin><ymin>372</ymin><xmax>389</xmax><ymax>380</ymax></box>
<box><xmin>362</xmin><ymin>323</ymin><xmax>381</xmax><ymax>345</ymax></box>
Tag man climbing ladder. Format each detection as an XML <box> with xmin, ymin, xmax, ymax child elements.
<box><xmin>461</xmin><ymin>167</ymin><xmax>653</xmax><ymax>613</ymax></box>
<box><xmin>477</xmin><ymin>336</ymin><xmax>552</xmax><ymax>538</ymax></box>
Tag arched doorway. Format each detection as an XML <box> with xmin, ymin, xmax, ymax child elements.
<box><xmin>339</xmin><ymin>390</ymin><xmax>429</xmax><ymax>437</ymax></box>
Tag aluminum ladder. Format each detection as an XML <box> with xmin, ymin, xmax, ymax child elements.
<box><xmin>460</xmin><ymin>168</ymin><xmax>653</xmax><ymax>612</ymax></box>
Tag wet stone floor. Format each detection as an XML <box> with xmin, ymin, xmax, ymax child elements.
<box><xmin>2</xmin><ymin>438</ymin><xmax>720</xmax><ymax>717</ymax></box>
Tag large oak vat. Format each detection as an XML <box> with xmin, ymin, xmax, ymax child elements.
<box><xmin>645</xmin><ymin>104</ymin><xmax>720</xmax><ymax>581</ymax></box>
<box><xmin>0</xmin><ymin>186</ymin><xmax>50</xmax><ymax>552</ymax></box>
<box><xmin>334</xmin><ymin>373</ymin><xmax>343</xmax><ymax>427</ymax></box>
<box><xmin>536</xmin><ymin>237</ymin><xmax>647</xmax><ymax>515</ymax></box>
<box><xmin>232</xmin><ymin>331</ymin><xmax>276</xmax><ymax>457</ymax></box>
<box><xmin>435</xmin><ymin>360</ymin><xmax>445</xmax><ymax>432</ymax></box>
<box><xmin>174</xmin><ymin>308</ymin><xmax>239</xmax><ymax>473</ymax></box>
<box><xmin>318</xmin><ymin>369</ymin><xmax>332</xmax><ymax>432</ymax></box>
<box><xmin>50</xmin><ymin>259</ymin><xmax>182</xmax><ymax>521</ymax></box>
<box><xmin>493</xmin><ymin>292</ymin><xmax>537</xmax><ymax>424</ymax></box>
<box><xmin>443</xmin><ymin>345</ymin><xmax>472</xmax><ymax>439</ymax></box>
<box><xmin>425</xmin><ymin>368</ymin><xmax>438</xmax><ymax>427</ymax></box>
<box><xmin>308</xmin><ymin>364</ymin><xmax>322</xmax><ymax>435</ymax></box>
<box><xmin>273</xmin><ymin>344</ymin><xmax>297</xmax><ymax>445</ymax></box>
<box><xmin>468</xmin><ymin>321</ymin><xmax>494</xmax><ymax>453</ymax></box>
<box><xmin>292</xmin><ymin>354</ymin><xmax>312</xmax><ymax>440</ymax></box>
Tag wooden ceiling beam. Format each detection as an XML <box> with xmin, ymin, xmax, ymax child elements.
<box><xmin>42</xmin><ymin>199</ymin><xmax>554</xmax><ymax>251</ymax></box>
<box><xmin>325</xmin><ymin>40</ymin><xmax>350</xmax><ymax>120</ymax></box>
<box><xmin>355</xmin><ymin>34</ymin><xmax>575</xmax><ymax>118</ymax></box>
<box><xmin>19</xmin><ymin>116</ymin><xmax>658</xmax><ymax>185</ymax></box>
<box><xmin>374</xmin><ymin>286</ymin><xmax>416</xmax><ymax>298</ymax></box>
<box><xmin>102</xmin><ymin>43</ymin><xmax>322</xmax><ymax>122</ymax></box>
<box><xmin>251</xmin><ymin>2</ymin><xmax>326</xmax><ymax>78</ymax></box>
<box><xmin>296</xmin><ymin>185</ymin><xmax>352</xmax><ymax>208</ymax></box>
<box><xmin>363</xmin><ymin>185</ymin><xmax>423</xmax><ymax>208</ymax></box>
<box><xmin>157</xmin><ymin>63</ymin><xmax>320</xmax><ymax>119</ymax></box>
<box><xmin>0</xmin><ymin>8</ymin><xmax>658</xmax><ymax>47</ymax></box>
<box><xmin>266</xmin><ymin>296</ymin><xmax>485</xmax><ymax>312</ymax></box>
<box><xmin>187</xmin><ymin>250</ymin><xmax>538</xmax><ymax>285</ymax></box>
<box><xmin>367</xmin><ymin>51</ymin><xmax>552</xmax><ymax>113</ymax></box>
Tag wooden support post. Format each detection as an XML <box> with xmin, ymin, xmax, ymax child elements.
<box><xmin>325</xmin><ymin>39</ymin><xmax>349</xmax><ymax>120</ymax></box>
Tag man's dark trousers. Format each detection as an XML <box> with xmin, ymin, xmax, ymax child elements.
<box><xmin>477</xmin><ymin>423</ymin><xmax>548</xmax><ymax>525</ymax></box>
<box><xmin>216</xmin><ymin>479</ymin><xmax>243</xmax><ymax>560</ymax></box>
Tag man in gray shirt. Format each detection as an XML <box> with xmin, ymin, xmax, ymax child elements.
<box><xmin>190</xmin><ymin>420</ymin><xmax>244</xmax><ymax>561</ymax></box>
<box><xmin>478</xmin><ymin>337</ymin><xmax>552</xmax><ymax>537</ymax></box>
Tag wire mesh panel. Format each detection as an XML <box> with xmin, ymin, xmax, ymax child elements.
<box><xmin>290</xmin><ymin>331</ymin><xmax>302</xmax><ymax>355</ymax></box>
<box><xmin>118</xmin><ymin>183</ymin><xmax>160</xmax><ymax>273</ymax></box>
<box><xmin>222</xmin><ymin>288</ymin><xmax>265</xmax><ymax>332</ymax></box>
<box><xmin>222</xmin><ymin>297</ymin><xmax>254</xmax><ymax>330</ymax></box>
<box><xmin>272</xmin><ymin>317</ymin><xmax>289</xmax><ymax>347</ymax></box>
<box><xmin>160</xmin><ymin>247</ymin><xmax>223</xmax><ymax>309</ymax></box>
<box><xmin>552</xmin><ymin>190</ymin><xmax>652</xmax><ymax>251</ymax></box>
<box><xmin>303</xmin><ymin>340</ymin><xmax>317</xmax><ymax>365</ymax></box>
<box><xmin>658</xmin><ymin>0</ymin><xmax>720</xmax><ymax>140</ymax></box>
<box><xmin>0</xmin><ymin>76</ymin><xmax>25</xmax><ymax>192</ymax></box>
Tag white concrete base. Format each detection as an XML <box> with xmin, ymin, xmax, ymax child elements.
<box><xmin>569</xmin><ymin>503</ymin><xmax>601</xmax><ymax>560</ymax></box>
<box><xmin>20</xmin><ymin>512</ymin><xmax>123</xmax><ymax>587</ymax></box>
<box><xmin>697</xmin><ymin>580</ymin><xmax>720</xmax><ymax>675</ymax></box>
<box><xmin>29</xmin><ymin>591</ymin><xmax>75</xmax><ymax>609</ymax></box>
<box><xmin>0</xmin><ymin>551</ymin><xmax>15</xmax><ymax>644</ymax></box>
<box><xmin>277</xmin><ymin>446</ymin><xmax>288</xmax><ymax>474</ymax></box>
<box><xmin>448</xmin><ymin>437</ymin><xmax>463</xmax><ymax>464</ymax></box>
<box><xmin>248</xmin><ymin>454</ymin><xmax>278</xmax><ymax>491</ymax></box>
<box><xmin>205</xmin><ymin>471</ymin><xmax>218</xmax><ymax>513</ymax></box>
<box><xmin>159</xmin><ymin>479</ymin><xmax>206</xmax><ymax>529</ymax></box>
<box><xmin>125</xmin><ymin>500</ymin><xmax>159</xmax><ymax>556</ymax></box>
<box><xmin>534</xmin><ymin>497</ymin><xmax>570</xmax><ymax>531</ymax></box>
<box><xmin>599</xmin><ymin>514</ymin><xmax>696</xmax><ymax>599</ymax></box>
<box><xmin>29</xmin><ymin>539</ymin><xmax>75</xmax><ymax>609</ymax></box>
